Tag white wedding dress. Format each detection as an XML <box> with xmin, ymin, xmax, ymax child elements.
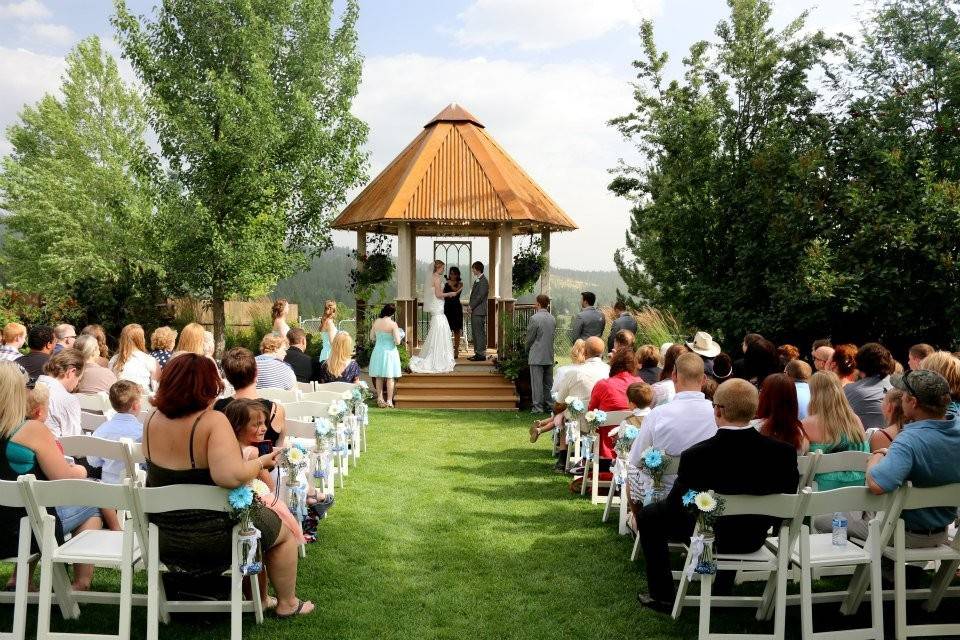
<box><xmin>409</xmin><ymin>273</ymin><xmax>455</xmax><ymax>374</ymax></box>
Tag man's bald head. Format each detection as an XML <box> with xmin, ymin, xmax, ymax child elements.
<box><xmin>813</xmin><ymin>346</ymin><xmax>834</xmax><ymax>371</ymax></box>
<box><xmin>585</xmin><ymin>336</ymin><xmax>605</xmax><ymax>358</ymax></box>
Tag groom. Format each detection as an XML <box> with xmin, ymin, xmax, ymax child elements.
<box><xmin>468</xmin><ymin>261</ymin><xmax>488</xmax><ymax>361</ymax></box>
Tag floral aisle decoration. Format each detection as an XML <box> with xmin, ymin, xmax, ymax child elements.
<box><xmin>228</xmin><ymin>484</ymin><xmax>264</xmax><ymax>576</ymax></box>
<box><xmin>280</xmin><ymin>444</ymin><xmax>309</xmax><ymax>522</ymax></box>
<box><xmin>612</xmin><ymin>424</ymin><xmax>641</xmax><ymax>491</ymax></box>
<box><xmin>682</xmin><ymin>490</ymin><xmax>726</xmax><ymax>577</ymax></box>
<box><xmin>313</xmin><ymin>418</ymin><xmax>335</xmax><ymax>482</ymax></box>
<box><xmin>637</xmin><ymin>447</ymin><xmax>672</xmax><ymax>505</ymax></box>
<box><xmin>584</xmin><ymin>409</ymin><xmax>608</xmax><ymax>430</ymax></box>
<box><xmin>352</xmin><ymin>383</ymin><xmax>370</xmax><ymax>426</ymax></box>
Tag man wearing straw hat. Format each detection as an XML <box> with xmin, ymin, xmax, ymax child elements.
<box><xmin>687</xmin><ymin>331</ymin><xmax>721</xmax><ymax>378</ymax></box>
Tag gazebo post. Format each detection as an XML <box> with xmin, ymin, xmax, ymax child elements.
<box><xmin>396</xmin><ymin>222</ymin><xmax>416</xmax><ymax>348</ymax></box>
<box><xmin>487</xmin><ymin>230</ymin><xmax>500</xmax><ymax>352</ymax></box>
<box><xmin>497</xmin><ymin>222</ymin><xmax>514</xmax><ymax>356</ymax></box>
<box><xmin>409</xmin><ymin>227</ymin><xmax>417</xmax><ymax>347</ymax></box>
<box><xmin>355</xmin><ymin>229</ymin><xmax>367</xmax><ymax>350</ymax></box>
<box><xmin>539</xmin><ymin>229</ymin><xmax>551</xmax><ymax>294</ymax></box>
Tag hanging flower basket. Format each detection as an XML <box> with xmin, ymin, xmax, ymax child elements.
<box><xmin>512</xmin><ymin>237</ymin><xmax>545</xmax><ymax>295</ymax></box>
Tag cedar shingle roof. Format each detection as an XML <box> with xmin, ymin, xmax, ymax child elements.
<box><xmin>331</xmin><ymin>104</ymin><xmax>577</xmax><ymax>234</ymax></box>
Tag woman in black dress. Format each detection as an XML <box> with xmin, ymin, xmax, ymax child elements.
<box><xmin>443</xmin><ymin>267</ymin><xmax>465</xmax><ymax>360</ymax></box>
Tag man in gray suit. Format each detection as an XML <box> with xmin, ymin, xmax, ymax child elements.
<box><xmin>569</xmin><ymin>291</ymin><xmax>606</xmax><ymax>342</ymax></box>
<box><xmin>606</xmin><ymin>300</ymin><xmax>638</xmax><ymax>352</ymax></box>
<box><xmin>468</xmin><ymin>261</ymin><xmax>489</xmax><ymax>361</ymax></box>
<box><xmin>526</xmin><ymin>294</ymin><xmax>556</xmax><ymax>413</ymax></box>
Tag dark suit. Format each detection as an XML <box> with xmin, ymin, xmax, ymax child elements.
<box><xmin>283</xmin><ymin>346</ymin><xmax>312</xmax><ymax>383</ymax></box>
<box><xmin>469</xmin><ymin>274</ymin><xmax>489</xmax><ymax>355</ymax></box>
<box><xmin>607</xmin><ymin>312</ymin><xmax>639</xmax><ymax>351</ymax></box>
<box><xmin>637</xmin><ymin>427</ymin><xmax>799</xmax><ymax>602</ymax></box>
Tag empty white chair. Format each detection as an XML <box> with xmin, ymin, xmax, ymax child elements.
<box><xmin>281</xmin><ymin>400</ymin><xmax>330</xmax><ymax>421</ymax></box>
<box><xmin>314</xmin><ymin>382</ymin><xmax>356</xmax><ymax>393</ymax></box>
<box><xmin>22</xmin><ymin>475</ymin><xmax>140</xmax><ymax>640</ymax></box>
<box><xmin>299</xmin><ymin>389</ymin><xmax>344</xmax><ymax>404</ymax></box>
<box><xmin>258</xmin><ymin>388</ymin><xmax>300</xmax><ymax>404</ymax></box>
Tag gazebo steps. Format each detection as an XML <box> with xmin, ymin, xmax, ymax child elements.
<box><xmin>394</xmin><ymin>369</ymin><xmax>518</xmax><ymax>410</ymax></box>
<box><xmin>392</xmin><ymin>395</ymin><xmax>518</xmax><ymax>410</ymax></box>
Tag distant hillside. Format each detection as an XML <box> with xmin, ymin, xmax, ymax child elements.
<box><xmin>272</xmin><ymin>247</ymin><xmax>625</xmax><ymax>319</ymax></box>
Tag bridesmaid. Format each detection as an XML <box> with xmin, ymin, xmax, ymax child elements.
<box><xmin>368</xmin><ymin>304</ymin><xmax>403</xmax><ymax>408</ymax></box>
<box><xmin>272</xmin><ymin>299</ymin><xmax>291</xmax><ymax>338</ymax></box>
<box><xmin>443</xmin><ymin>267</ymin><xmax>464</xmax><ymax>360</ymax></box>
<box><xmin>317</xmin><ymin>300</ymin><xmax>338</xmax><ymax>363</ymax></box>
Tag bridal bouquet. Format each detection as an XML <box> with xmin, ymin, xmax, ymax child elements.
<box><xmin>682</xmin><ymin>490</ymin><xmax>726</xmax><ymax>576</ymax></box>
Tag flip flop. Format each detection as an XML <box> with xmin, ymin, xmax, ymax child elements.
<box><xmin>276</xmin><ymin>598</ymin><xmax>311</xmax><ymax>619</ymax></box>
<box><xmin>263</xmin><ymin>596</ymin><xmax>277</xmax><ymax>610</ymax></box>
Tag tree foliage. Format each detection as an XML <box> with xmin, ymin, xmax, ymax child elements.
<box><xmin>611</xmin><ymin>0</ymin><xmax>960</xmax><ymax>352</ymax></box>
<box><xmin>0</xmin><ymin>37</ymin><xmax>164</xmax><ymax>329</ymax></box>
<box><xmin>113</xmin><ymin>0</ymin><xmax>368</xmax><ymax>352</ymax></box>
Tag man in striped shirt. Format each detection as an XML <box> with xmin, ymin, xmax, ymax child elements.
<box><xmin>0</xmin><ymin>322</ymin><xmax>26</xmax><ymax>361</ymax></box>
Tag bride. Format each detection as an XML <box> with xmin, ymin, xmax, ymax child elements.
<box><xmin>410</xmin><ymin>260</ymin><xmax>458</xmax><ymax>374</ymax></box>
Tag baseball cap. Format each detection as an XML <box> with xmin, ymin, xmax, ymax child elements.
<box><xmin>890</xmin><ymin>370</ymin><xmax>950</xmax><ymax>407</ymax></box>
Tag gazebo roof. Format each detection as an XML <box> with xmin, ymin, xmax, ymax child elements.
<box><xmin>331</xmin><ymin>103</ymin><xmax>578</xmax><ymax>236</ymax></box>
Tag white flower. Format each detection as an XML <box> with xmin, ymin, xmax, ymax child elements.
<box><xmin>286</xmin><ymin>447</ymin><xmax>305</xmax><ymax>465</ymax></box>
<box><xmin>584</xmin><ymin>411</ymin><xmax>596</xmax><ymax>422</ymax></box>
<box><xmin>341</xmin><ymin>391</ymin><xmax>353</xmax><ymax>400</ymax></box>
<box><xmin>250</xmin><ymin>479</ymin><xmax>269</xmax><ymax>497</ymax></box>
<box><xmin>328</xmin><ymin>401</ymin><xmax>341</xmax><ymax>416</ymax></box>
<box><xmin>694</xmin><ymin>492</ymin><xmax>717</xmax><ymax>513</ymax></box>
<box><xmin>357</xmin><ymin>381</ymin><xmax>368</xmax><ymax>389</ymax></box>
<box><xmin>564</xmin><ymin>396</ymin><xmax>576</xmax><ymax>405</ymax></box>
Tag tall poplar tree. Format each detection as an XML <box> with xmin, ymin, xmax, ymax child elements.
<box><xmin>113</xmin><ymin>0</ymin><xmax>368</xmax><ymax>352</ymax></box>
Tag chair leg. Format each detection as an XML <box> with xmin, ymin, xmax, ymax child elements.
<box><xmin>118</xmin><ymin>552</ymin><xmax>133</xmax><ymax>640</ymax></box>
<box><xmin>35</xmin><ymin>524</ymin><xmax>55</xmax><ymax>640</ymax></box>
<box><xmin>630</xmin><ymin>532</ymin><xmax>641</xmax><ymax>562</ymax></box>
<box><xmin>619</xmin><ymin>491</ymin><xmax>630</xmax><ymax>535</ymax></box>
<box><xmin>12</xmin><ymin>519</ymin><xmax>30</xmax><ymax>640</ymax></box>
<box><xmin>672</xmin><ymin>550</ymin><xmax>695</xmax><ymax>620</ymax></box>
<box><xmin>923</xmin><ymin>557</ymin><xmax>960</xmax><ymax>612</ymax></box>
<box><xmin>799</xmin><ymin>528</ymin><xmax>814</xmax><ymax>640</ymax></box>
<box><xmin>773</xmin><ymin>530</ymin><xmax>789</xmax><ymax>639</ymax></box>
<box><xmin>894</xmin><ymin>524</ymin><xmax>907</xmax><ymax>640</ymax></box>
<box><xmin>840</xmin><ymin>564</ymin><xmax>869</xmax><ymax>615</ymax></box>
<box><xmin>250</xmin><ymin>575</ymin><xmax>263</xmax><ymax>625</ymax></box>
<box><xmin>147</xmin><ymin>539</ymin><xmax>160</xmax><ymax>640</ymax></box>
<box><xmin>230</xmin><ymin>536</ymin><xmax>243</xmax><ymax>640</ymax></box>
<box><xmin>580</xmin><ymin>457</ymin><xmax>590</xmax><ymax>496</ymax></box>
<box><xmin>602</xmin><ymin>483</ymin><xmax>615</xmax><ymax>522</ymax></box>
<box><xmin>868</xmin><ymin>526</ymin><xmax>884</xmax><ymax>640</ymax></box>
<box><xmin>697</xmin><ymin>573</ymin><xmax>713</xmax><ymax>640</ymax></box>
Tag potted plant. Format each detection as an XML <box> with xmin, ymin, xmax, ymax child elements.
<box><xmin>493</xmin><ymin>312</ymin><xmax>532</xmax><ymax>408</ymax></box>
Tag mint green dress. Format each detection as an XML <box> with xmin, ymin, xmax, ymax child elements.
<box><xmin>318</xmin><ymin>329</ymin><xmax>337</xmax><ymax>362</ymax></box>
<box><xmin>808</xmin><ymin>436</ymin><xmax>870</xmax><ymax>490</ymax></box>
<box><xmin>368</xmin><ymin>331</ymin><xmax>402</xmax><ymax>378</ymax></box>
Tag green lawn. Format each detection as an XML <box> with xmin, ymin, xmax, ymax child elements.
<box><xmin>3</xmin><ymin>409</ymin><xmax>959</xmax><ymax>638</ymax></box>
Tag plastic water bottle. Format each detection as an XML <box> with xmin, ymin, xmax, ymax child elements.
<box><xmin>832</xmin><ymin>512</ymin><xmax>847</xmax><ymax>547</ymax></box>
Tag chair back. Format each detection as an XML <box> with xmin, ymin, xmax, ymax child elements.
<box><xmin>815</xmin><ymin>450</ymin><xmax>871</xmax><ymax>475</ymax></box>
<box><xmin>296</xmin><ymin>382</ymin><xmax>315</xmax><ymax>394</ymax></box>
<box><xmin>300</xmin><ymin>389</ymin><xmax>346</xmax><ymax>404</ymax></box>
<box><xmin>713</xmin><ymin>490</ymin><xmax>808</xmax><ymax>519</ymax></box>
<box><xmin>283</xmin><ymin>400</ymin><xmax>331</xmax><ymax>420</ymax></box>
<box><xmin>80</xmin><ymin>412</ymin><xmax>107</xmax><ymax>433</ymax></box>
<box><xmin>21</xmin><ymin>475</ymin><xmax>132</xmax><ymax>511</ymax></box>
<box><xmin>285</xmin><ymin>418</ymin><xmax>315</xmax><ymax>440</ymax></box>
<box><xmin>76</xmin><ymin>392</ymin><xmax>110</xmax><ymax>414</ymax></box>
<box><xmin>0</xmin><ymin>479</ymin><xmax>26</xmax><ymax>509</ymax></box>
<box><xmin>258</xmin><ymin>388</ymin><xmax>300</xmax><ymax>404</ymax></box>
<box><xmin>136</xmin><ymin>484</ymin><xmax>231</xmax><ymax>515</ymax></box>
<box><xmin>60</xmin><ymin>435</ymin><xmax>128</xmax><ymax>461</ymax></box>
<box><xmin>797</xmin><ymin>452</ymin><xmax>819</xmax><ymax>489</ymax></box>
<box><xmin>898</xmin><ymin>481</ymin><xmax>960</xmax><ymax>511</ymax></box>
<box><xmin>803</xmin><ymin>485</ymin><xmax>892</xmax><ymax>517</ymax></box>
<box><xmin>314</xmin><ymin>382</ymin><xmax>356</xmax><ymax>393</ymax></box>
<box><xmin>597</xmin><ymin>410</ymin><xmax>632</xmax><ymax>428</ymax></box>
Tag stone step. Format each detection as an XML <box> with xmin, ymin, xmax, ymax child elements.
<box><xmin>393</xmin><ymin>395</ymin><xmax>518</xmax><ymax>410</ymax></box>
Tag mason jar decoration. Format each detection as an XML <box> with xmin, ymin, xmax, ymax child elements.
<box><xmin>695</xmin><ymin>533</ymin><xmax>717</xmax><ymax>575</ymax></box>
<box><xmin>237</xmin><ymin>524</ymin><xmax>263</xmax><ymax>576</ymax></box>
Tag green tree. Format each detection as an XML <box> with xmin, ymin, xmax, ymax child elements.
<box><xmin>113</xmin><ymin>0</ymin><xmax>368</xmax><ymax>353</ymax></box>
<box><xmin>610</xmin><ymin>0</ymin><xmax>840</xmax><ymax>345</ymax></box>
<box><xmin>0</xmin><ymin>37</ymin><xmax>163</xmax><ymax>330</ymax></box>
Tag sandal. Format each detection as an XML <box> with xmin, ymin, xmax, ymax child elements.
<box><xmin>276</xmin><ymin>598</ymin><xmax>313</xmax><ymax>619</ymax></box>
<box><xmin>263</xmin><ymin>595</ymin><xmax>277</xmax><ymax>610</ymax></box>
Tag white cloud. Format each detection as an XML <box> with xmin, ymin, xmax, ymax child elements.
<box><xmin>338</xmin><ymin>53</ymin><xmax>638</xmax><ymax>270</ymax></box>
<box><xmin>19</xmin><ymin>22</ymin><xmax>76</xmax><ymax>46</ymax></box>
<box><xmin>0</xmin><ymin>47</ymin><xmax>65</xmax><ymax>156</ymax></box>
<box><xmin>451</xmin><ymin>0</ymin><xmax>660</xmax><ymax>50</ymax></box>
<box><xmin>0</xmin><ymin>0</ymin><xmax>50</xmax><ymax>20</ymax></box>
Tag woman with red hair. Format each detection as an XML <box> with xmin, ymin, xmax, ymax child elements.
<box><xmin>756</xmin><ymin>373</ymin><xmax>808</xmax><ymax>453</ymax></box>
<box><xmin>830</xmin><ymin>344</ymin><xmax>858</xmax><ymax>387</ymax></box>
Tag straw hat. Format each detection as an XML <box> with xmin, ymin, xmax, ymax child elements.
<box><xmin>687</xmin><ymin>331</ymin><xmax>721</xmax><ymax>358</ymax></box>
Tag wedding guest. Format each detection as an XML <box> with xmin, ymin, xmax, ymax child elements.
<box><xmin>526</xmin><ymin>294</ymin><xmax>557</xmax><ymax>414</ymax></box>
<box><xmin>607</xmin><ymin>301</ymin><xmax>637</xmax><ymax>352</ymax></box>
<box><xmin>74</xmin><ymin>335</ymin><xmax>118</xmax><ymax>394</ymax></box>
<box><xmin>628</xmin><ymin>352</ymin><xmax>716</xmax><ymax>496</ymax></box>
<box><xmin>80</xmin><ymin>324</ymin><xmax>110</xmax><ymax>366</ymax></box>
<box><xmin>830</xmin><ymin>343</ymin><xmax>859</xmax><ymax>386</ymax></box>
<box><xmin>551</xmin><ymin>339</ymin><xmax>587</xmax><ymax>396</ymax></box>
<box><xmin>569</xmin><ymin>292</ymin><xmax>605</xmax><ymax>342</ymax></box>
<box><xmin>109</xmin><ymin>324</ymin><xmax>159</xmax><ymax>391</ymax></box>
<box><xmin>686</xmin><ymin>331</ymin><xmax>721</xmax><ymax>378</ymax></box>
<box><xmin>37</xmin><ymin>349</ymin><xmax>85</xmax><ymax>438</ymax></box>
<box><xmin>174</xmin><ymin>322</ymin><xmax>206</xmax><ymax>356</ymax></box>
<box><xmin>467</xmin><ymin>261</ymin><xmax>489</xmax><ymax>361</ymax></box>
<box><xmin>215</xmin><ymin>347</ymin><xmax>287</xmax><ymax>446</ymax></box>
<box><xmin>757</xmin><ymin>373</ymin><xmax>807</xmax><ymax>453</ymax></box>
<box><xmin>53</xmin><ymin>324</ymin><xmax>77</xmax><ymax>354</ymax></box>
<box><xmin>620</xmin><ymin>382</ymin><xmax>654</xmax><ymax>508</ymax></box>
<box><xmin>443</xmin><ymin>267</ymin><xmax>465</xmax><ymax>360</ymax></box>
<box><xmin>701</xmin><ymin>377</ymin><xmax>718</xmax><ymax>401</ymax></box>
<box><xmin>844</xmin><ymin>342</ymin><xmax>894</xmax><ymax>429</ymax></box>
<box><xmin>610</xmin><ymin>330</ymin><xmax>635</xmax><ymax>354</ymax></box>
<box><xmin>802</xmin><ymin>371</ymin><xmax>869</xmax><ymax>490</ymax></box>
<box><xmin>272</xmin><ymin>299</ymin><xmax>291</xmax><ymax>338</ymax></box>
<box><xmin>865</xmin><ymin>370</ymin><xmax>960</xmax><ymax>551</ymax></box>
<box><xmin>588</xmin><ymin>349</ymin><xmax>642</xmax><ymax>467</ymax></box>
<box><xmin>283</xmin><ymin>328</ymin><xmax>312</xmax><ymax>383</ymax></box>
<box><xmin>143</xmin><ymin>354</ymin><xmax>313</xmax><ymax>617</ymax></box>
<box><xmin>785</xmin><ymin>359</ymin><xmax>812</xmax><ymax>419</ymax></box>
<box><xmin>0</xmin><ymin>322</ymin><xmax>25</xmax><ymax>361</ymax></box>
<box><xmin>314</xmin><ymin>333</ymin><xmax>361</xmax><ymax>384</ymax></box>
<box><xmin>812</xmin><ymin>344</ymin><xmax>835</xmax><ymax>372</ymax></box>
<box><xmin>316</xmin><ymin>300</ymin><xmax>338</xmax><ymax>363</ymax></box>
<box><xmin>711</xmin><ymin>352</ymin><xmax>733</xmax><ymax>382</ymax></box>
<box><xmin>256</xmin><ymin>334</ymin><xmax>296</xmax><ymax>390</ymax></box>
<box><xmin>652</xmin><ymin>344</ymin><xmax>688</xmax><ymax>407</ymax></box>
<box><xmin>0</xmin><ymin>361</ymin><xmax>99</xmax><ymax>591</ymax></box>
<box><xmin>777</xmin><ymin>344</ymin><xmax>800</xmax><ymax>368</ymax></box>
<box><xmin>917</xmin><ymin>351</ymin><xmax>960</xmax><ymax>419</ymax></box>
<box><xmin>868</xmin><ymin>388</ymin><xmax>906</xmax><ymax>451</ymax></box>
<box><xmin>19</xmin><ymin>325</ymin><xmax>55</xmax><ymax>387</ymax></box>
<box><xmin>636</xmin><ymin>344</ymin><xmax>662</xmax><ymax>384</ymax></box>
<box><xmin>87</xmin><ymin>380</ymin><xmax>143</xmax><ymax>531</ymax></box>
<box><xmin>368</xmin><ymin>304</ymin><xmax>403</xmax><ymax>408</ymax></box>
<box><xmin>735</xmin><ymin>333</ymin><xmax>779</xmax><ymax>387</ymax></box>
<box><xmin>635</xmin><ymin>378</ymin><xmax>798</xmax><ymax>613</ymax></box>
<box><xmin>908</xmin><ymin>343</ymin><xmax>935</xmax><ymax>371</ymax></box>
<box><xmin>148</xmin><ymin>326</ymin><xmax>177</xmax><ymax>369</ymax></box>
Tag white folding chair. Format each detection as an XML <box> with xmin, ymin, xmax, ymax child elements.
<box><xmin>764</xmin><ymin>486</ymin><xmax>891</xmax><ymax>640</ymax></box>
<box><xmin>75</xmin><ymin>393</ymin><xmax>111</xmax><ymax>416</ymax></box>
<box><xmin>0</xmin><ymin>480</ymin><xmax>42</xmax><ymax>640</ymax></box>
<box><xmin>313</xmin><ymin>382</ymin><xmax>356</xmax><ymax>394</ymax></box>
<box><xmin>580</xmin><ymin>410</ymin><xmax>631</xmax><ymax>505</ymax></box>
<box><xmin>629</xmin><ymin>458</ymin><xmax>682</xmax><ymax>562</ymax></box>
<box><xmin>283</xmin><ymin>402</ymin><xmax>344</xmax><ymax>485</ymax></box>
<box><xmin>59</xmin><ymin>436</ymin><xmax>140</xmax><ymax>484</ymax></box>
<box><xmin>299</xmin><ymin>390</ymin><xmax>345</xmax><ymax>404</ymax></box>
<box><xmin>79</xmin><ymin>412</ymin><xmax>107</xmax><ymax>434</ymax></box>
<box><xmin>258</xmin><ymin>388</ymin><xmax>300</xmax><ymax>404</ymax></box>
<box><xmin>128</xmin><ymin>484</ymin><xmax>264</xmax><ymax>640</ymax></box>
<box><xmin>809</xmin><ymin>450</ymin><xmax>871</xmax><ymax>491</ymax></box>
<box><xmin>672</xmin><ymin>491</ymin><xmax>808</xmax><ymax>640</ymax></box>
<box><xmin>296</xmin><ymin>381</ymin><xmax>315</xmax><ymax>394</ymax></box>
<box><xmin>285</xmin><ymin>418</ymin><xmax>336</xmax><ymax>496</ymax></box>
<box><xmin>22</xmin><ymin>476</ymin><xmax>140</xmax><ymax>640</ymax></box>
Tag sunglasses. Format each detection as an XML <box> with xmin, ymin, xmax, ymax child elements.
<box><xmin>901</xmin><ymin>370</ymin><xmax>918</xmax><ymax>398</ymax></box>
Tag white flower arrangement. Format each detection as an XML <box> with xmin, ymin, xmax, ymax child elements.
<box><xmin>250</xmin><ymin>479</ymin><xmax>270</xmax><ymax>498</ymax></box>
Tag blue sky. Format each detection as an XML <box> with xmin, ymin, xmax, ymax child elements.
<box><xmin>0</xmin><ymin>0</ymin><xmax>865</xmax><ymax>271</ymax></box>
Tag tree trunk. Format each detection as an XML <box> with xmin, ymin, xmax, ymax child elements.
<box><xmin>212</xmin><ymin>290</ymin><xmax>226</xmax><ymax>359</ymax></box>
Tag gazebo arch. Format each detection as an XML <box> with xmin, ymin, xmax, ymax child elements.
<box><xmin>331</xmin><ymin>103</ymin><xmax>577</xmax><ymax>353</ymax></box>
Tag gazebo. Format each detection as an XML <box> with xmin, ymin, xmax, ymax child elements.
<box><xmin>331</xmin><ymin>103</ymin><xmax>577</xmax><ymax>353</ymax></box>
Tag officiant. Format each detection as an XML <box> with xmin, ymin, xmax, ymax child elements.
<box><xmin>468</xmin><ymin>261</ymin><xmax>489</xmax><ymax>361</ymax></box>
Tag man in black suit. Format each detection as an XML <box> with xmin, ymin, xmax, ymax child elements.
<box><xmin>283</xmin><ymin>328</ymin><xmax>312</xmax><ymax>383</ymax></box>
<box><xmin>636</xmin><ymin>378</ymin><xmax>799</xmax><ymax>613</ymax></box>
